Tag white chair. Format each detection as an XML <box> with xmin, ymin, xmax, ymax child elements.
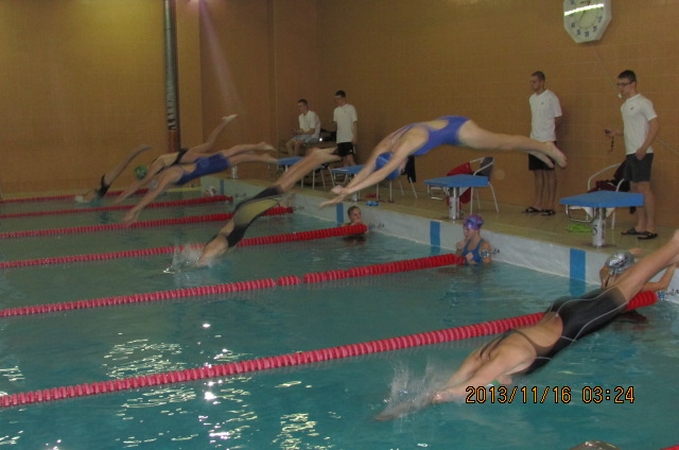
<box><xmin>427</xmin><ymin>156</ymin><xmax>498</xmax><ymax>213</ymax></box>
<box><xmin>566</xmin><ymin>162</ymin><xmax>627</xmax><ymax>229</ymax></box>
<box><xmin>468</xmin><ymin>156</ymin><xmax>499</xmax><ymax>213</ymax></box>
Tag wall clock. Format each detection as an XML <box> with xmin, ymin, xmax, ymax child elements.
<box><xmin>563</xmin><ymin>0</ymin><xmax>612</xmax><ymax>43</ymax></box>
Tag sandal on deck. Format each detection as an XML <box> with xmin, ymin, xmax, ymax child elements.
<box><xmin>541</xmin><ymin>209</ymin><xmax>556</xmax><ymax>216</ymax></box>
<box><xmin>524</xmin><ymin>206</ymin><xmax>542</xmax><ymax>213</ymax></box>
<box><xmin>621</xmin><ymin>227</ymin><xmax>642</xmax><ymax>236</ymax></box>
<box><xmin>637</xmin><ymin>231</ymin><xmax>658</xmax><ymax>240</ymax></box>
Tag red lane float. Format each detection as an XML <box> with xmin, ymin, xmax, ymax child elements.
<box><xmin>0</xmin><ymin>195</ymin><xmax>233</xmax><ymax>219</ymax></box>
<box><xmin>0</xmin><ymin>251</ymin><xmax>458</xmax><ymax>318</ymax></box>
<box><xmin>0</xmin><ymin>207</ymin><xmax>293</xmax><ymax>239</ymax></box>
<box><xmin>0</xmin><ymin>224</ymin><xmax>366</xmax><ymax>270</ymax></box>
<box><xmin>0</xmin><ymin>291</ymin><xmax>657</xmax><ymax>408</ymax></box>
<box><xmin>0</xmin><ymin>189</ymin><xmax>148</xmax><ymax>204</ymax></box>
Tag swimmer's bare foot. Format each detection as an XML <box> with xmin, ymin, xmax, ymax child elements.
<box><xmin>545</xmin><ymin>141</ymin><xmax>567</xmax><ymax>168</ymax></box>
<box><xmin>261</xmin><ymin>155</ymin><xmax>280</xmax><ymax>164</ymax></box>
<box><xmin>256</xmin><ymin>142</ymin><xmax>276</xmax><ymax>152</ymax></box>
<box><xmin>222</xmin><ymin>114</ymin><xmax>238</xmax><ymax>124</ymax></box>
<box><xmin>310</xmin><ymin>147</ymin><xmax>341</xmax><ymax>164</ymax></box>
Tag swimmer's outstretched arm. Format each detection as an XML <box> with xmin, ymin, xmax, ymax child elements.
<box><xmin>121</xmin><ymin>169</ymin><xmax>178</xmax><ymax>224</ymax></box>
<box><xmin>195</xmin><ymin>221</ymin><xmax>235</xmax><ymax>267</ymax></box>
<box><xmin>114</xmin><ymin>155</ymin><xmax>172</xmax><ymax>204</ymax></box>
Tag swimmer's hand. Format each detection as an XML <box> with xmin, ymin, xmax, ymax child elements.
<box><xmin>122</xmin><ymin>208</ymin><xmax>140</xmax><ymax>225</ymax></box>
<box><xmin>319</xmin><ymin>194</ymin><xmax>347</xmax><ymax>208</ymax></box>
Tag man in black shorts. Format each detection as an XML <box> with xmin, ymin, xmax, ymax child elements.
<box><xmin>332</xmin><ymin>90</ymin><xmax>358</xmax><ymax>166</ymax></box>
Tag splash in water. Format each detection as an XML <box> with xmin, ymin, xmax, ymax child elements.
<box><xmin>375</xmin><ymin>361</ymin><xmax>448</xmax><ymax>421</ymax></box>
<box><xmin>163</xmin><ymin>244</ymin><xmax>204</xmax><ymax>273</ymax></box>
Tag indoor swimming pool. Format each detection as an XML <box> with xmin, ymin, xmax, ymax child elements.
<box><xmin>0</xmin><ymin>192</ymin><xmax>678</xmax><ymax>449</ymax></box>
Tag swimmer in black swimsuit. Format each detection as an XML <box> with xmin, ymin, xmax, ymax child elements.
<box><xmin>114</xmin><ymin>115</ymin><xmax>238</xmax><ymax>204</ymax></box>
<box><xmin>196</xmin><ymin>147</ymin><xmax>341</xmax><ymax>266</ymax></box>
<box><xmin>122</xmin><ymin>142</ymin><xmax>278</xmax><ymax>224</ymax></box>
<box><xmin>422</xmin><ymin>230</ymin><xmax>679</xmax><ymax>406</ymax></box>
<box><xmin>76</xmin><ymin>144</ymin><xmax>152</xmax><ymax>203</ymax></box>
<box><xmin>321</xmin><ymin>116</ymin><xmax>567</xmax><ymax>207</ymax></box>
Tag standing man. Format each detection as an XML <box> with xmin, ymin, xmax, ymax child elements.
<box><xmin>606</xmin><ymin>70</ymin><xmax>659</xmax><ymax>240</ymax></box>
<box><xmin>525</xmin><ymin>71</ymin><xmax>562</xmax><ymax>216</ymax></box>
<box><xmin>332</xmin><ymin>90</ymin><xmax>358</xmax><ymax>166</ymax></box>
<box><xmin>285</xmin><ymin>99</ymin><xmax>321</xmax><ymax>156</ymax></box>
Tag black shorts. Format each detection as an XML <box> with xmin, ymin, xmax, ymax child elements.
<box><xmin>528</xmin><ymin>154</ymin><xmax>554</xmax><ymax>171</ymax></box>
<box><xmin>336</xmin><ymin>142</ymin><xmax>355</xmax><ymax>157</ymax></box>
<box><xmin>624</xmin><ymin>153</ymin><xmax>653</xmax><ymax>183</ymax></box>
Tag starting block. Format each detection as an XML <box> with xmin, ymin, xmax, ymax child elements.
<box><xmin>424</xmin><ymin>174</ymin><xmax>489</xmax><ymax>220</ymax></box>
<box><xmin>560</xmin><ymin>191</ymin><xmax>643</xmax><ymax>247</ymax></box>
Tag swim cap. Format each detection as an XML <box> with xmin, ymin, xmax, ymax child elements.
<box><xmin>375</xmin><ymin>152</ymin><xmax>400</xmax><ymax>181</ymax></box>
<box><xmin>134</xmin><ymin>165</ymin><xmax>147</xmax><ymax>180</ymax></box>
<box><xmin>605</xmin><ymin>250</ymin><xmax>635</xmax><ymax>276</ymax></box>
<box><xmin>463</xmin><ymin>214</ymin><xmax>483</xmax><ymax>230</ymax></box>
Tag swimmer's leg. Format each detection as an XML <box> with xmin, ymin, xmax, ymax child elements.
<box><xmin>101</xmin><ymin>144</ymin><xmax>153</xmax><ymax>187</ymax></box>
<box><xmin>188</xmin><ymin>114</ymin><xmax>238</xmax><ymax>155</ymax></box>
<box><xmin>79</xmin><ymin>144</ymin><xmax>151</xmax><ymax>203</ymax></box>
<box><xmin>276</xmin><ymin>147</ymin><xmax>340</xmax><ymax>191</ymax></box>
<box><xmin>458</xmin><ymin>120</ymin><xmax>566</xmax><ymax>168</ymax></box>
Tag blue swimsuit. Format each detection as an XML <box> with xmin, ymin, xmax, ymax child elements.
<box><xmin>391</xmin><ymin>116</ymin><xmax>469</xmax><ymax>156</ymax></box>
<box><xmin>176</xmin><ymin>153</ymin><xmax>231</xmax><ymax>185</ymax></box>
<box><xmin>461</xmin><ymin>238</ymin><xmax>487</xmax><ymax>264</ymax></box>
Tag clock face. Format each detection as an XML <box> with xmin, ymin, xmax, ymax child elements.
<box><xmin>563</xmin><ymin>0</ymin><xmax>612</xmax><ymax>43</ymax></box>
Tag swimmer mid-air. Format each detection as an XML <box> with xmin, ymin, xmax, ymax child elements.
<box><xmin>76</xmin><ymin>144</ymin><xmax>152</xmax><ymax>203</ymax></box>
<box><xmin>321</xmin><ymin>116</ymin><xmax>566</xmax><ymax>207</ymax></box>
<box><xmin>195</xmin><ymin>147</ymin><xmax>341</xmax><ymax>267</ymax></box>
<box><xmin>114</xmin><ymin>115</ymin><xmax>238</xmax><ymax>204</ymax></box>
<box><xmin>376</xmin><ymin>230</ymin><xmax>679</xmax><ymax>420</ymax></box>
<box><xmin>121</xmin><ymin>142</ymin><xmax>277</xmax><ymax>224</ymax></box>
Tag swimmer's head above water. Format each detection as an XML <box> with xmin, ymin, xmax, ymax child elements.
<box><xmin>605</xmin><ymin>250</ymin><xmax>635</xmax><ymax>276</ymax></box>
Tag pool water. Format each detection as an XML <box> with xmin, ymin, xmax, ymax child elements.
<box><xmin>0</xmin><ymin>196</ymin><xmax>678</xmax><ymax>449</ymax></box>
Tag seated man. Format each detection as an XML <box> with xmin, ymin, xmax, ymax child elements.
<box><xmin>285</xmin><ymin>99</ymin><xmax>321</xmax><ymax>156</ymax></box>
<box><xmin>121</xmin><ymin>142</ymin><xmax>276</xmax><ymax>224</ymax></box>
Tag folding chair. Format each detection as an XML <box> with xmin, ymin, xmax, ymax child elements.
<box><xmin>566</xmin><ymin>161</ymin><xmax>628</xmax><ymax>229</ymax></box>
<box><xmin>427</xmin><ymin>156</ymin><xmax>498</xmax><ymax>213</ymax></box>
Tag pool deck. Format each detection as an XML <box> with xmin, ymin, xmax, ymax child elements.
<box><xmin>200</xmin><ymin>169</ymin><xmax>677</xmax><ymax>292</ymax></box>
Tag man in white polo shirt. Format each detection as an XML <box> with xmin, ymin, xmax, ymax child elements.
<box><xmin>285</xmin><ymin>99</ymin><xmax>321</xmax><ymax>156</ymax></box>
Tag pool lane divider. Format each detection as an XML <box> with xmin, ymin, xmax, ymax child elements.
<box><xmin>0</xmin><ymin>206</ymin><xmax>293</xmax><ymax>239</ymax></box>
<box><xmin>0</xmin><ymin>251</ymin><xmax>459</xmax><ymax>318</ymax></box>
<box><xmin>0</xmin><ymin>195</ymin><xmax>233</xmax><ymax>219</ymax></box>
<box><xmin>0</xmin><ymin>291</ymin><xmax>657</xmax><ymax>408</ymax></box>
<box><xmin>0</xmin><ymin>189</ymin><xmax>149</xmax><ymax>204</ymax></box>
<box><xmin>0</xmin><ymin>224</ymin><xmax>368</xmax><ymax>270</ymax></box>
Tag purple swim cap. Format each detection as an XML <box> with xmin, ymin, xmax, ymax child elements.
<box><xmin>375</xmin><ymin>152</ymin><xmax>400</xmax><ymax>181</ymax></box>
<box><xmin>463</xmin><ymin>214</ymin><xmax>483</xmax><ymax>230</ymax></box>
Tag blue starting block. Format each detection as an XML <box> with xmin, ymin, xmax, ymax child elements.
<box><xmin>424</xmin><ymin>174</ymin><xmax>489</xmax><ymax>220</ymax></box>
<box><xmin>560</xmin><ymin>191</ymin><xmax>644</xmax><ymax>247</ymax></box>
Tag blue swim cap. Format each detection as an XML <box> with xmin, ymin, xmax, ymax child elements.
<box><xmin>463</xmin><ymin>214</ymin><xmax>484</xmax><ymax>230</ymax></box>
<box><xmin>134</xmin><ymin>165</ymin><xmax>147</xmax><ymax>180</ymax></box>
<box><xmin>375</xmin><ymin>152</ymin><xmax>400</xmax><ymax>181</ymax></box>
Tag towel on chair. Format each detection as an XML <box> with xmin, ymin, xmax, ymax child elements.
<box><xmin>446</xmin><ymin>162</ymin><xmax>473</xmax><ymax>204</ymax></box>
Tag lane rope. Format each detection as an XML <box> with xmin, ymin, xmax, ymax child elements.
<box><xmin>0</xmin><ymin>189</ymin><xmax>148</xmax><ymax>204</ymax></box>
<box><xmin>0</xmin><ymin>251</ymin><xmax>458</xmax><ymax>318</ymax></box>
<box><xmin>0</xmin><ymin>291</ymin><xmax>657</xmax><ymax>408</ymax></box>
<box><xmin>0</xmin><ymin>224</ymin><xmax>368</xmax><ymax>270</ymax></box>
<box><xmin>0</xmin><ymin>195</ymin><xmax>233</xmax><ymax>219</ymax></box>
<box><xmin>0</xmin><ymin>207</ymin><xmax>293</xmax><ymax>239</ymax></box>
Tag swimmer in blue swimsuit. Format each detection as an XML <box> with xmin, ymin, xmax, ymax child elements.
<box><xmin>196</xmin><ymin>147</ymin><xmax>341</xmax><ymax>266</ymax></box>
<box><xmin>121</xmin><ymin>142</ymin><xmax>278</xmax><ymax>224</ymax></box>
<box><xmin>456</xmin><ymin>214</ymin><xmax>491</xmax><ymax>265</ymax></box>
<box><xmin>114</xmin><ymin>115</ymin><xmax>238</xmax><ymax>204</ymax></box>
<box><xmin>76</xmin><ymin>144</ymin><xmax>152</xmax><ymax>203</ymax></box>
<box><xmin>321</xmin><ymin>116</ymin><xmax>567</xmax><ymax>207</ymax></box>
<box><xmin>426</xmin><ymin>230</ymin><xmax>679</xmax><ymax>406</ymax></box>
